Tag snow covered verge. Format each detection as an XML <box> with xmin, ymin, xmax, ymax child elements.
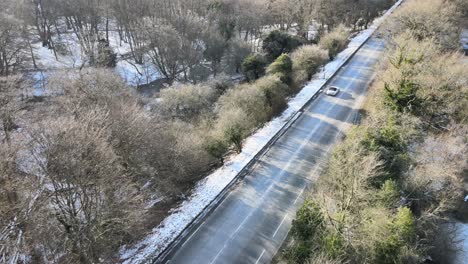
<box><xmin>119</xmin><ymin>1</ymin><xmax>403</xmax><ymax>263</ymax></box>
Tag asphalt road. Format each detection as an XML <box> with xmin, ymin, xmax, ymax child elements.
<box><xmin>164</xmin><ymin>36</ymin><xmax>386</xmax><ymax>264</ymax></box>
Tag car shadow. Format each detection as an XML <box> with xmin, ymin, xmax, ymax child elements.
<box><xmin>338</xmin><ymin>91</ymin><xmax>354</xmax><ymax>101</ymax></box>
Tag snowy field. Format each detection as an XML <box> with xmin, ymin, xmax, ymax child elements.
<box><xmin>119</xmin><ymin>1</ymin><xmax>403</xmax><ymax>263</ymax></box>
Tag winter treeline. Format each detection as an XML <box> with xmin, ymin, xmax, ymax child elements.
<box><xmin>0</xmin><ymin>0</ymin><xmax>402</xmax><ymax>263</ymax></box>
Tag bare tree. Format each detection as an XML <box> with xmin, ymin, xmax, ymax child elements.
<box><xmin>0</xmin><ymin>76</ymin><xmax>27</xmax><ymax>145</ymax></box>
<box><xmin>111</xmin><ymin>0</ymin><xmax>151</xmax><ymax>64</ymax></box>
<box><xmin>58</xmin><ymin>0</ymin><xmax>103</xmax><ymax>64</ymax></box>
<box><xmin>32</xmin><ymin>113</ymin><xmax>141</xmax><ymax>263</ymax></box>
<box><xmin>0</xmin><ymin>13</ymin><xmax>25</xmax><ymax>76</ymax></box>
<box><xmin>0</xmin><ymin>142</ymin><xmax>49</xmax><ymax>264</ymax></box>
<box><xmin>30</xmin><ymin>0</ymin><xmax>60</xmax><ymax>48</ymax></box>
<box><xmin>158</xmin><ymin>84</ymin><xmax>218</xmax><ymax>121</ymax></box>
<box><xmin>146</xmin><ymin>21</ymin><xmax>204</xmax><ymax>83</ymax></box>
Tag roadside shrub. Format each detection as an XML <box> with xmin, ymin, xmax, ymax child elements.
<box><xmin>286</xmin><ymin>199</ymin><xmax>325</xmax><ymax>263</ymax></box>
<box><xmin>283</xmin><ymin>241</ymin><xmax>312</xmax><ymax>264</ymax></box>
<box><xmin>216</xmin><ymin>108</ymin><xmax>253</xmax><ymax>153</ymax></box>
<box><xmin>262</xmin><ymin>30</ymin><xmax>304</xmax><ymax>61</ymax></box>
<box><xmin>266</xmin><ymin>53</ymin><xmax>293</xmax><ymax>84</ymax></box>
<box><xmin>362</xmin><ymin>121</ymin><xmax>406</xmax><ymax>153</ymax></box>
<box><xmin>242</xmin><ymin>54</ymin><xmax>267</xmax><ymax>81</ymax></box>
<box><xmin>356</xmin><ymin>207</ymin><xmax>393</xmax><ymax>260</ymax></box>
<box><xmin>377</xmin><ymin>179</ymin><xmax>400</xmax><ymax>207</ymax></box>
<box><xmin>307</xmin><ymin>253</ymin><xmax>343</xmax><ymax>264</ymax></box>
<box><xmin>168</xmin><ymin>121</ymin><xmax>216</xmax><ymax>184</ymax></box>
<box><xmin>380</xmin><ymin>35</ymin><xmax>427</xmax><ymax>113</ymax></box>
<box><xmin>319</xmin><ymin>25</ymin><xmax>349</xmax><ymax>59</ymax></box>
<box><xmin>322</xmin><ymin>232</ymin><xmax>345</xmax><ymax>258</ymax></box>
<box><xmin>362</xmin><ymin>122</ymin><xmax>410</xmax><ymax>183</ymax></box>
<box><xmin>158</xmin><ymin>84</ymin><xmax>217</xmax><ymax>121</ymax></box>
<box><xmin>216</xmin><ymin>83</ymin><xmax>270</xmax><ymax>152</ymax></box>
<box><xmin>392</xmin><ymin>207</ymin><xmax>416</xmax><ymax>241</ymax></box>
<box><xmin>291</xmin><ymin>199</ymin><xmax>324</xmax><ymax>241</ymax></box>
<box><xmin>212</xmin><ymin>72</ymin><xmax>289</xmax><ymax>153</ymax></box>
<box><xmin>203</xmin><ymin>135</ymin><xmax>229</xmax><ymax>163</ymax></box>
<box><xmin>384</xmin><ymin>80</ymin><xmax>421</xmax><ymax>113</ymax></box>
<box><xmin>254</xmin><ymin>75</ymin><xmax>289</xmax><ymax>115</ymax></box>
<box><xmin>374</xmin><ymin>235</ymin><xmax>404</xmax><ymax>264</ymax></box>
<box><xmin>291</xmin><ymin>45</ymin><xmax>329</xmax><ymax>84</ymax></box>
<box><xmin>373</xmin><ymin>207</ymin><xmax>416</xmax><ymax>263</ymax></box>
<box><xmin>218</xmin><ymin>83</ymin><xmax>271</xmax><ymax>125</ymax></box>
<box><xmin>322</xmin><ymin>138</ymin><xmax>383</xmax><ymax>211</ymax></box>
<box><xmin>393</xmin><ymin>0</ymin><xmax>461</xmax><ymax>50</ymax></box>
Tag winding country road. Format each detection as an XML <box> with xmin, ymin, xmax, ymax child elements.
<box><xmin>163</xmin><ymin>36</ymin><xmax>386</xmax><ymax>264</ymax></box>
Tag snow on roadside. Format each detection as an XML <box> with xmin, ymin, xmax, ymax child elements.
<box><xmin>119</xmin><ymin>1</ymin><xmax>403</xmax><ymax>263</ymax></box>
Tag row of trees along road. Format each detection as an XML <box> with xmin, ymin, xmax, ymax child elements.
<box><xmin>0</xmin><ymin>0</ymin><xmax>402</xmax><ymax>263</ymax></box>
<box><xmin>281</xmin><ymin>0</ymin><xmax>468</xmax><ymax>263</ymax></box>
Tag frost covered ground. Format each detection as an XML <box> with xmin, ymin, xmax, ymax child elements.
<box><xmin>453</xmin><ymin>222</ymin><xmax>468</xmax><ymax>264</ymax></box>
<box><xmin>29</xmin><ymin>29</ymin><xmax>160</xmax><ymax>93</ymax></box>
<box><xmin>119</xmin><ymin>1</ymin><xmax>403</xmax><ymax>263</ymax></box>
<box><xmin>441</xmin><ymin>221</ymin><xmax>468</xmax><ymax>264</ymax></box>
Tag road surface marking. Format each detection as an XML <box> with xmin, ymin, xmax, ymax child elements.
<box><xmin>175</xmin><ymin>39</ymin><xmax>384</xmax><ymax>264</ymax></box>
<box><xmin>181</xmin><ymin>219</ymin><xmax>206</xmax><ymax>248</ymax></box>
<box><xmin>231</xmin><ymin>210</ymin><xmax>252</xmax><ymax>238</ymax></box>
<box><xmin>187</xmin><ymin>72</ymin><xmax>359</xmax><ymax>259</ymax></box>
<box><xmin>209</xmin><ymin>244</ymin><xmax>227</xmax><ymax>264</ymax></box>
<box><xmin>206</xmin><ymin>112</ymin><xmax>332</xmax><ymax>263</ymax></box>
<box><xmin>273</xmin><ymin>214</ymin><xmax>288</xmax><ymax>238</ymax></box>
<box><xmin>255</xmin><ymin>249</ymin><xmax>266</xmax><ymax>264</ymax></box>
<box><xmin>293</xmin><ymin>187</ymin><xmax>305</xmax><ymax>205</ymax></box>
<box><xmin>267</xmin><ymin>39</ymin><xmax>385</xmax><ymax>262</ymax></box>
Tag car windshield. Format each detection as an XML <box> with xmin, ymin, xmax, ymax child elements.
<box><xmin>329</xmin><ymin>87</ymin><xmax>338</xmax><ymax>91</ymax></box>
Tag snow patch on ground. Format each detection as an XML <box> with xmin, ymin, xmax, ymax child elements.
<box><xmin>116</xmin><ymin>57</ymin><xmax>161</xmax><ymax>87</ymax></box>
<box><xmin>453</xmin><ymin>222</ymin><xmax>468</xmax><ymax>264</ymax></box>
<box><xmin>32</xmin><ymin>33</ymin><xmax>84</xmax><ymax>69</ymax></box>
<box><xmin>30</xmin><ymin>30</ymin><xmax>159</xmax><ymax>87</ymax></box>
<box><xmin>119</xmin><ymin>1</ymin><xmax>403</xmax><ymax>263</ymax></box>
<box><xmin>443</xmin><ymin>221</ymin><xmax>468</xmax><ymax>264</ymax></box>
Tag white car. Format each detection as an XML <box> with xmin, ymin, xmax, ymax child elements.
<box><xmin>325</xmin><ymin>86</ymin><xmax>340</xmax><ymax>96</ymax></box>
